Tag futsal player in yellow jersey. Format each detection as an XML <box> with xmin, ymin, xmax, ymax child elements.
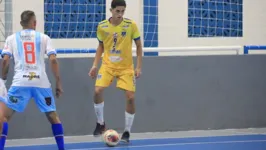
<box><xmin>88</xmin><ymin>0</ymin><xmax>142</xmax><ymax>143</ymax></box>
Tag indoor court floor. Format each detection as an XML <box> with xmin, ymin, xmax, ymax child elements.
<box><xmin>5</xmin><ymin>128</ymin><xmax>266</xmax><ymax>150</ymax></box>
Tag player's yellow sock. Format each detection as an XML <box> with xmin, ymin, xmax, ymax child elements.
<box><xmin>125</xmin><ymin>111</ymin><xmax>135</xmax><ymax>132</ymax></box>
<box><xmin>94</xmin><ymin>102</ymin><xmax>104</xmax><ymax>125</ymax></box>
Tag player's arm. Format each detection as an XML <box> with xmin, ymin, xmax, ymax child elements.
<box><xmin>92</xmin><ymin>43</ymin><xmax>104</xmax><ymax>68</ymax></box>
<box><xmin>89</xmin><ymin>24</ymin><xmax>104</xmax><ymax>78</ymax></box>
<box><xmin>92</xmin><ymin>24</ymin><xmax>104</xmax><ymax>68</ymax></box>
<box><xmin>49</xmin><ymin>54</ymin><xmax>61</xmax><ymax>83</ymax></box>
<box><xmin>132</xmin><ymin>22</ymin><xmax>143</xmax><ymax>77</ymax></box>
<box><xmin>89</xmin><ymin>39</ymin><xmax>104</xmax><ymax>79</ymax></box>
<box><xmin>135</xmin><ymin>39</ymin><xmax>142</xmax><ymax>70</ymax></box>
<box><xmin>49</xmin><ymin>54</ymin><xmax>63</xmax><ymax>98</ymax></box>
<box><xmin>46</xmin><ymin>36</ymin><xmax>63</xmax><ymax>97</ymax></box>
<box><xmin>1</xmin><ymin>55</ymin><xmax>10</xmax><ymax>81</ymax></box>
<box><xmin>1</xmin><ymin>37</ymin><xmax>13</xmax><ymax>81</ymax></box>
<box><xmin>45</xmin><ymin>36</ymin><xmax>61</xmax><ymax>81</ymax></box>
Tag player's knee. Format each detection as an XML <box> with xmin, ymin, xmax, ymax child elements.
<box><xmin>94</xmin><ymin>87</ymin><xmax>104</xmax><ymax>96</ymax></box>
<box><xmin>45</xmin><ymin>111</ymin><xmax>61</xmax><ymax>124</ymax></box>
<box><xmin>0</xmin><ymin>117</ymin><xmax>7</xmax><ymax>124</ymax></box>
<box><xmin>0</xmin><ymin>115</ymin><xmax>8</xmax><ymax>130</ymax></box>
<box><xmin>125</xmin><ymin>91</ymin><xmax>135</xmax><ymax>101</ymax></box>
<box><xmin>0</xmin><ymin>104</ymin><xmax>8</xmax><ymax>122</ymax></box>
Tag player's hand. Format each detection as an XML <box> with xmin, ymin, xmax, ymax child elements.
<box><xmin>135</xmin><ymin>68</ymin><xmax>142</xmax><ymax>79</ymax></box>
<box><xmin>55</xmin><ymin>82</ymin><xmax>63</xmax><ymax>98</ymax></box>
<box><xmin>89</xmin><ymin>66</ymin><xmax>98</xmax><ymax>79</ymax></box>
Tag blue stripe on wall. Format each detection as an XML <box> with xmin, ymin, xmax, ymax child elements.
<box><xmin>143</xmin><ymin>0</ymin><xmax>158</xmax><ymax>47</ymax></box>
<box><xmin>0</xmin><ymin>49</ymin><xmax>159</xmax><ymax>56</ymax></box>
<box><xmin>244</xmin><ymin>45</ymin><xmax>266</xmax><ymax>54</ymax></box>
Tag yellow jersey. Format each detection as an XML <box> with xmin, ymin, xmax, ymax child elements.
<box><xmin>97</xmin><ymin>18</ymin><xmax>141</xmax><ymax>70</ymax></box>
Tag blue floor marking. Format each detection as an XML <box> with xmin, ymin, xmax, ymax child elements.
<box><xmin>5</xmin><ymin>134</ymin><xmax>266</xmax><ymax>150</ymax></box>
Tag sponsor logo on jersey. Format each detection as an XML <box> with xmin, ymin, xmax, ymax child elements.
<box><xmin>122</xmin><ymin>25</ymin><xmax>129</xmax><ymax>28</ymax></box>
<box><xmin>109</xmin><ymin>56</ymin><xmax>122</xmax><ymax>62</ymax></box>
<box><xmin>23</xmin><ymin>72</ymin><xmax>40</xmax><ymax>80</ymax></box>
<box><xmin>110</xmin><ymin>49</ymin><xmax>121</xmax><ymax>54</ymax></box>
<box><xmin>113</xmin><ymin>32</ymin><xmax>118</xmax><ymax>37</ymax></box>
<box><xmin>25</xmin><ymin>65</ymin><xmax>38</xmax><ymax>70</ymax></box>
<box><xmin>20</xmin><ymin>35</ymin><xmax>33</xmax><ymax>41</ymax></box>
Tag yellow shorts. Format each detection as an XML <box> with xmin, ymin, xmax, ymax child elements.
<box><xmin>95</xmin><ymin>66</ymin><xmax>136</xmax><ymax>92</ymax></box>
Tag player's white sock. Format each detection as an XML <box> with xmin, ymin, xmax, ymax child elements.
<box><xmin>94</xmin><ymin>102</ymin><xmax>104</xmax><ymax>125</ymax></box>
<box><xmin>125</xmin><ymin>111</ymin><xmax>135</xmax><ymax>133</ymax></box>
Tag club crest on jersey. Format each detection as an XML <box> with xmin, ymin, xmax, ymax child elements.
<box><xmin>102</xmin><ymin>25</ymin><xmax>108</xmax><ymax>28</ymax></box>
<box><xmin>121</xmin><ymin>32</ymin><xmax>126</xmax><ymax>37</ymax></box>
<box><xmin>9</xmin><ymin>96</ymin><xmax>18</xmax><ymax>103</ymax></box>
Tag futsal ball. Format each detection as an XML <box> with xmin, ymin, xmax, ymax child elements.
<box><xmin>102</xmin><ymin>129</ymin><xmax>120</xmax><ymax>147</ymax></box>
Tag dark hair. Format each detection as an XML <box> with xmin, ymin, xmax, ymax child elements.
<box><xmin>111</xmin><ymin>0</ymin><xmax>126</xmax><ymax>8</ymax></box>
<box><xmin>20</xmin><ymin>10</ymin><xmax>35</xmax><ymax>27</ymax></box>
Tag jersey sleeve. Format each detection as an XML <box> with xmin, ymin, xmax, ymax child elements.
<box><xmin>96</xmin><ymin>24</ymin><xmax>104</xmax><ymax>43</ymax></box>
<box><xmin>45</xmin><ymin>36</ymin><xmax>57</xmax><ymax>56</ymax></box>
<box><xmin>1</xmin><ymin>36</ymin><xmax>13</xmax><ymax>58</ymax></box>
<box><xmin>132</xmin><ymin>22</ymin><xmax>141</xmax><ymax>41</ymax></box>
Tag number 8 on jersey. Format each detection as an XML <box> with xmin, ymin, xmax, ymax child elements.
<box><xmin>23</xmin><ymin>42</ymin><xmax>36</xmax><ymax>64</ymax></box>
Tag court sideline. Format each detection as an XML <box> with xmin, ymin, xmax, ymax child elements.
<box><xmin>5</xmin><ymin>128</ymin><xmax>266</xmax><ymax>150</ymax></box>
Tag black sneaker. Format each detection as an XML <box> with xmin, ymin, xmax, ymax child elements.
<box><xmin>121</xmin><ymin>131</ymin><xmax>130</xmax><ymax>143</ymax></box>
<box><xmin>93</xmin><ymin>122</ymin><xmax>106</xmax><ymax>137</ymax></box>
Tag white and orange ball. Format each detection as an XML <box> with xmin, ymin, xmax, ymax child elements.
<box><xmin>102</xmin><ymin>129</ymin><xmax>120</xmax><ymax>147</ymax></box>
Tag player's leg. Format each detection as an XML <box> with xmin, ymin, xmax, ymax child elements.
<box><xmin>0</xmin><ymin>101</ymin><xmax>15</xmax><ymax>148</ymax></box>
<box><xmin>93</xmin><ymin>66</ymin><xmax>114</xmax><ymax>136</ymax></box>
<box><xmin>33</xmin><ymin>87</ymin><xmax>65</xmax><ymax>150</ymax></box>
<box><xmin>46</xmin><ymin>111</ymin><xmax>64</xmax><ymax>150</ymax></box>
<box><xmin>116</xmin><ymin>70</ymin><xmax>136</xmax><ymax>143</ymax></box>
<box><xmin>0</xmin><ymin>86</ymin><xmax>31</xmax><ymax>149</ymax></box>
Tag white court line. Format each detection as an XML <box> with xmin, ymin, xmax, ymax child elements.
<box><xmin>6</xmin><ymin>128</ymin><xmax>266</xmax><ymax>147</ymax></box>
<box><xmin>68</xmin><ymin>139</ymin><xmax>266</xmax><ymax>150</ymax></box>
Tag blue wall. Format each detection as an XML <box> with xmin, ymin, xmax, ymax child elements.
<box><xmin>44</xmin><ymin>0</ymin><xmax>106</xmax><ymax>38</ymax></box>
<box><xmin>44</xmin><ymin>0</ymin><xmax>159</xmax><ymax>48</ymax></box>
<box><xmin>143</xmin><ymin>0</ymin><xmax>158</xmax><ymax>47</ymax></box>
<box><xmin>188</xmin><ymin>0</ymin><xmax>243</xmax><ymax>37</ymax></box>
<box><xmin>42</xmin><ymin>0</ymin><xmax>244</xmax><ymax>45</ymax></box>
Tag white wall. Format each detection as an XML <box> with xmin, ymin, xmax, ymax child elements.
<box><xmin>7</xmin><ymin>0</ymin><xmax>266</xmax><ymax>54</ymax></box>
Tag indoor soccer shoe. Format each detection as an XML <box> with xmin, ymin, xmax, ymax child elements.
<box><xmin>93</xmin><ymin>122</ymin><xmax>106</xmax><ymax>136</ymax></box>
<box><xmin>121</xmin><ymin>131</ymin><xmax>130</xmax><ymax>143</ymax></box>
